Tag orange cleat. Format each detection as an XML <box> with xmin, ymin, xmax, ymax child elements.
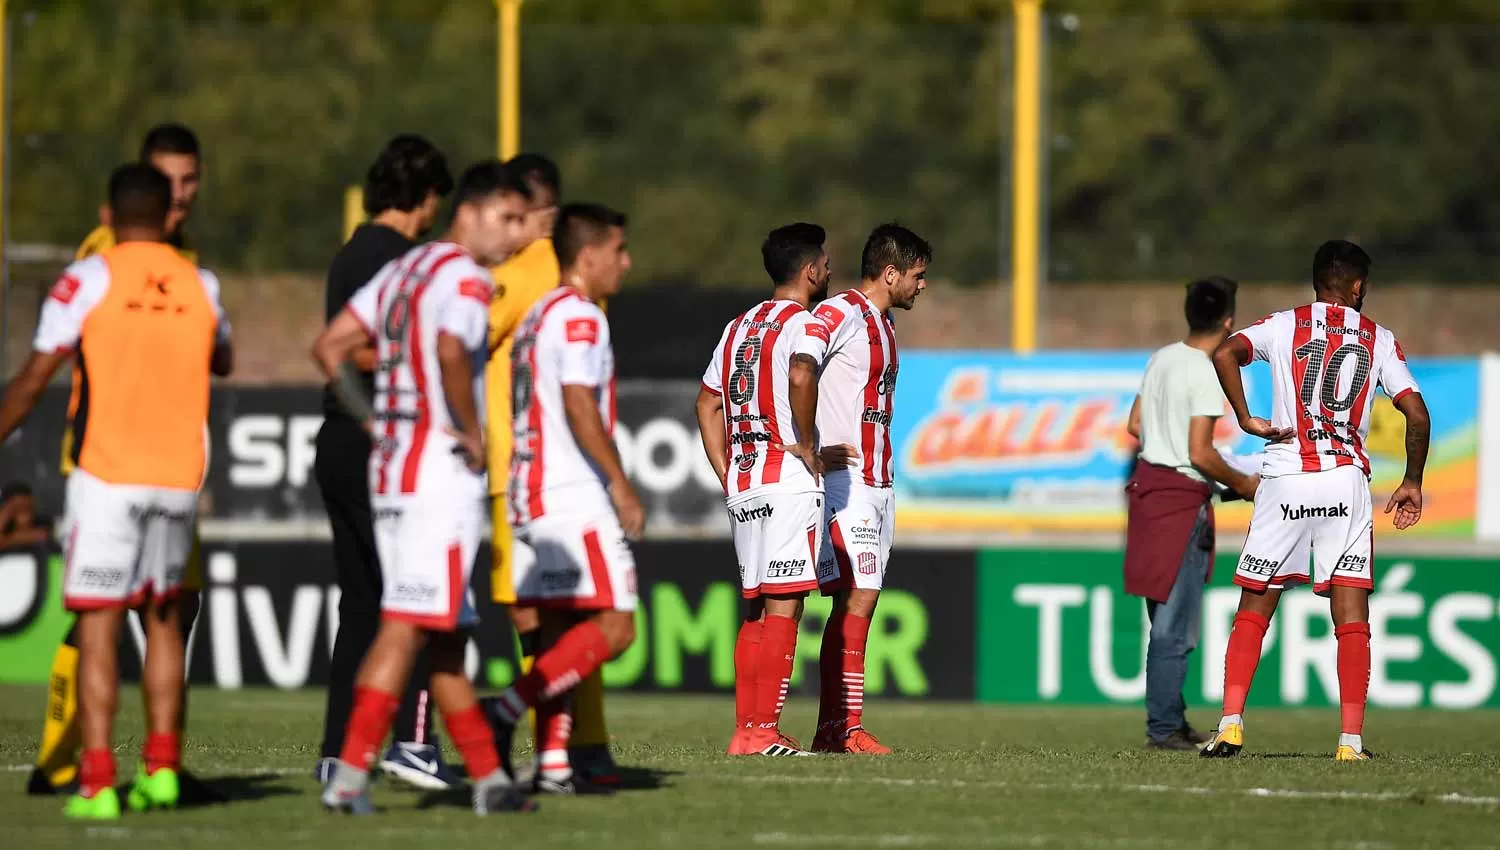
<box><xmin>812</xmin><ymin>724</ymin><xmax>892</xmax><ymax>755</ymax></box>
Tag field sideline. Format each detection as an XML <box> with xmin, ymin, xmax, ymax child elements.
<box><xmin>4</xmin><ymin>687</ymin><xmax>1499</xmax><ymax>849</ymax></box>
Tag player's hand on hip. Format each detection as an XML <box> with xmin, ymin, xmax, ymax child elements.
<box><xmin>1384</xmin><ymin>478</ymin><xmax>1423</xmax><ymax>530</ymax></box>
<box><xmin>1234</xmin><ymin>474</ymin><xmax>1261</xmax><ymax>502</ymax></box>
<box><xmin>819</xmin><ymin>443</ymin><xmax>859</xmax><ymax>469</ymax></box>
<box><xmin>1239</xmin><ymin>416</ymin><xmax>1294</xmax><ymax>443</ymax></box>
<box><xmin>611</xmin><ymin>479</ymin><xmax>646</xmax><ymax>540</ymax></box>
<box><xmin>445</xmin><ymin>427</ymin><xmax>487</xmax><ymax>474</ymax></box>
<box><xmin>780</xmin><ymin>441</ymin><xmax>824</xmax><ymax>484</ymax></box>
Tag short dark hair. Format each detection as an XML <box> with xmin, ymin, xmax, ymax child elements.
<box><xmin>108</xmin><ymin>163</ymin><xmax>172</xmax><ymax>229</ymax></box>
<box><xmin>1313</xmin><ymin>239</ymin><xmax>1371</xmax><ymax>293</ymax></box>
<box><xmin>761</xmin><ymin>223</ymin><xmax>826</xmax><ymax>286</ymax></box>
<box><xmin>364</xmin><ymin>135</ymin><xmax>455</xmax><ymax>216</ymax></box>
<box><xmin>139</xmin><ymin>124</ymin><xmax>199</xmax><ymax>161</ymax></box>
<box><xmin>553</xmin><ymin>203</ymin><xmax>627</xmax><ymax>268</ymax></box>
<box><xmin>505</xmin><ymin>152</ymin><xmax>560</xmax><ymax>201</ymax></box>
<box><xmin>860</xmin><ymin>222</ymin><xmax>932</xmax><ymax>280</ymax></box>
<box><xmin>1184</xmin><ymin>275</ymin><xmax>1238</xmax><ymax>333</ymax></box>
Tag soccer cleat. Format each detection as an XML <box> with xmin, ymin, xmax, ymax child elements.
<box><xmin>569</xmin><ymin>743</ymin><xmax>622</xmax><ymax>786</ymax></box>
<box><xmin>1199</xmin><ymin>723</ymin><xmax>1244</xmax><ymax>758</ymax></box>
<box><xmin>1335</xmin><ymin>745</ymin><xmax>1375</xmax><ymax>761</ymax></box>
<box><xmin>64</xmin><ymin>787</ymin><xmax>121</xmax><ymax>820</ymax></box>
<box><xmin>320</xmin><ymin>759</ymin><xmax>375</xmax><ymax>815</ymax></box>
<box><xmin>812</xmin><ymin>724</ymin><xmax>892</xmax><ymax>755</ymax></box>
<box><xmin>313</xmin><ymin>757</ymin><xmax>338</xmax><ymax>786</ymax></box>
<box><xmin>378</xmin><ymin>742</ymin><xmax>461</xmax><ymax>791</ymax></box>
<box><xmin>727</xmin><ymin>727</ymin><xmax>759</xmax><ymax>756</ymax></box>
<box><xmin>746</xmin><ymin>730</ymin><xmax>812</xmax><ymax>757</ymax></box>
<box><xmin>26</xmin><ymin>766</ymin><xmax>77</xmax><ymax>796</ymax></box>
<box><xmin>776</xmin><ymin>731</ymin><xmax>805</xmax><ymax>751</ymax></box>
<box><xmin>532</xmin><ymin>771</ymin><xmax>618</xmax><ymax>796</ymax></box>
<box><xmin>472</xmin><ymin>770</ymin><xmax>538</xmax><ymax>814</ymax></box>
<box><xmin>127</xmin><ymin>764</ymin><xmax>180</xmax><ymax>812</ymax></box>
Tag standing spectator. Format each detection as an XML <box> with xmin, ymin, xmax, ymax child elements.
<box><xmin>1123</xmin><ymin>276</ymin><xmax>1259</xmax><ymax>750</ymax></box>
<box><xmin>312</xmin><ymin>135</ymin><xmax>458</xmax><ymax>789</ymax></box>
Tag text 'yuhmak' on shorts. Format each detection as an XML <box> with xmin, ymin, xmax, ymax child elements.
<box><xmin>1234</xmin><ymin>464</ymin><xmax>1375</xmax><ymax>597</ymax></box>
<box><xmin>372</xmin><ymin>492</ymin><xmax>483</xmax><ymax>632</ymax></box>
<box><xmin>60</xmin><ymin>468</ymin><xmax>198</xmax><ymax>612</ymax></box>
<box><xmin>729</xmin><ymin>489</ymin><xmax>824</xmax><ymax>599</ymax></box>
<box><xmin>817</xmin><ymin>475</ymin><xmax>895</xmax><ymax>594</ymax></box>
<box><xmin>512</xmin><ymin>510</ymin><xmax>639</xmax><ymax>613</ymax></box>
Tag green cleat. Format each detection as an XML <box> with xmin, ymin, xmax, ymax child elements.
<box><xmin>64</xmin><ymin>787</ymin><xmax>122</xmax><ymax>820</ymax></box>
<box><xmin>127</xmin><ymin>764</ymin><xmax>180</xmax><ymax>812</ymax></box>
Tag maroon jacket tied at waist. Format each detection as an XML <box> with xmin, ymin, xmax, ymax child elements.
<box><xmin>1123</xmin><ymin>460</ymin><xmax>1215</xmax><ymax>603</ymax></box>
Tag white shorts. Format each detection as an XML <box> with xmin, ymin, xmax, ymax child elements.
<box><xmin>1234</xmin><ymin>465</ymin><xmax>1374</xmax><ymax>597</ymax></box>
<box><xmin>372</xmin><ymin>490</ymin><xmax>483</xmax><ymax>631</ymax></box>
<box><xmin>817</xmin><ymin>477</ymin><xmax>895</xmax><ymax>593</ymax></box>
<box><xmin>513</xmin><ymin>511</ymin><xmax>638</xmax><ymax>612</ymax></box>
<box><xmin>60</xmin><ymin>469</ymin><xmax>198</xmax><ymax>611</ymax></box>
<box><xmin>728</xmin><ymin>489</ymin><xmax>824</xmax><ymax>599</ymax></box>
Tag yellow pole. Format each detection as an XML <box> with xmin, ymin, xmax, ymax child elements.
<box><xmin>343</xmin><ymin>186</ymin><xmax>364</xmax><ymax>243</ymax></box>
<box><xmin>1011</xmin><ymin>0</ymin><xmax>1042</xmax><ymax>353</ymax></box>
<box><xmin>498</xmin><ymin>0</ymin><xmax>522</xmax><ymax>160</ymax></box>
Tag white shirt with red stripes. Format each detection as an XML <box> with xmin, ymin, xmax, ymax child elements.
<box><xmin>809</xmin><ymin>289</ymin><xmax>899</xmax><ymax>488</ymax></box>
<box><xmin>701</xmin><ymin>299</ymin><xmax>830</xmax><ymax>502</ymax></box>
<box><xmin>1231</xmin><ymin>302</ymin><xmax>1419</xmax><ymax>478</ymax></box>
<box><xmin>508</xmin><ymin>286</ymin><xmax>616</xmax><ymax>525</ymax></box>
<box><xmin>344</xmin><ymin>241</ymin><xmax>494</xmax><ymax>497</ymax></box>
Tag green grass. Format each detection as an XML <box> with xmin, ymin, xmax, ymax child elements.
<box><xmin>4</xmin><ymin>686</ymin><xmax>1500</xmax><ymax>849</ymax></box>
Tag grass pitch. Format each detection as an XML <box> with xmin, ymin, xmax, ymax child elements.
<box><xmin>4</xmin><ymin>686</ymin><xmax>1500</xmax><ymax>849</ymax></box>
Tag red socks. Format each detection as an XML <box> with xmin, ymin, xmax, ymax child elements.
<box><xmin>143</xmin><ymin>731</ymin><xmax>180</xmax><ymax>775</ymax></box>
<box><xmin>442</xmin><ymin>704</ymin><xmax>501</xmax><ymax>780</ymax></box>
<box><xmin>535</xmin><ymin>696</ymin><xmax>574</xmax><ymax>779</ymax></box>
<box><xmin>80</xmin><ymin>748</ymin><xmax>116</xmax><ymax>798</ymax></box>
<box><xmin>1223</xmin><ymin>611</ymin><xmax>1270</xmax><ymax>717</ymax></box>
<box><xmin>340</xmin><ymin>686</ymin><xmax>400</xmax><ymax>771</ymax></box>
<box><xmin>818</xmin><ymin>611</ymin><xmax>871</xmax><ymax>731</ymax></box>
<box><xmin>734</xmin><ymin>619</ymin><xmax>764</xmax><ymax>729</ymax></box>
<box><xmin>1335</xmin><ymin>622</ymin><xmax>1371</xmax><ymax>735</ymax></box>
<box><xmin>494</xmin><ymin>621</ymin><xmax>611</xmax><ymax>722</ymax></box>
<box><xmin>753</xmin><ymin>615</ymin><xmax>799</xmax><ymax>731</ymax></box>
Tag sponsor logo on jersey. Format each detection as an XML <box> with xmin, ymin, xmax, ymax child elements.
<box><xmin>736</xmin><ymin>450</ymin><xmax>759</xmax><ymax>472</ymax></box>
<box><xmin>1280</xmin><ymin>503</ymin><xmax>1351</xmax><ymax>521</ymax></box>
<box><xmin>730</xmin><ymin>430</ymin><xmax>772</xmax><ymax>445</ymax></box>
<box><xmin>77</xmin><ymin>566</ymin><xmax>128</xmax><ymax>588</ymax></box>
<box><xmin>565</xmin><ymin>317</ymin><xmax>599</xmax><ymax>344</ymax></box>
<box><xmin>538</xmin><ymin>567</ymin><xmax>583</xmax><ymax>592</ymax></box>
<box><xmin>861</xmin><ymin>408</ymin><xmax>892</xmax><ymax>426</ymax></box>
<box><xmin>1335</xmin><ymin>553</ymin><xmax>1369</xmax><ymax>574</ymax></box>
<box><xmin>389</xmin><ymin>580</ymin><xmax>442</xmax><ymax>604</ymax></box>
<box><xmin>1304</xmin><ymin>428</ymin><xmax>1349</xmax><ymax>443</ymax></box>
<box><xmin>731</xmin><ymin>502</ymin><xmax>774</xmax><ymax>523</ymax></box>
<box><xmin>126</xmin><ymin>504</ymin><xmax>193</xmax><ymax>525</ymax></box>
<box><xmin>857</xmin><ymin>551</ymin><xmax>878</xmax><ymax>575</ymax></box>
<box><xmin>49</xmin><ymin>275</ymin><xmax>81</xmax><ymax>305</ymax></box>
<box><xmin>766</xmin><ymin>558</ymin><xmax>806</xmax><ymax>578</ymax></box>
<box><xmin>1239</xmin><ymin>554</ymin><xmax>1279</xmax><ymax>577</ymax></box>
<box><xmin>848</xmin><ymin>520</ymin><xmax>879</xmax><ymax>545</ymax></box>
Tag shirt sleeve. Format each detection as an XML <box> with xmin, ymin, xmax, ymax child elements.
<box><xmin>198</xmin><ymin>269</ymin><xmax>233</xmax><ymax>346</ymax></box>
<box><xmin>701</xmin><ymin>323</ymin><xmax>729</xmax><ymax>396</ymax></box>
<box><xmin>1230</xmin><ymin>313</ymin><xmax>1278</xmax><ymax>363</ymax></box>
<box><xmin>790</xmin><ymin>312</ymin><xmax>830</xmax><ymax>364</ymax></box>
<box><xmin>32</xmin><ymin>259</ymin><xmax>109</xmax><ymax>354</ymax></box>
<box><xmin>1377</xmin><ymin>334</ymin><xmax>1419</xmax><ymax>403</ymax></box>
<box><xmin>1188</xmin><ymin>358</ymin><xmax>1228</xmax><ymax>418</ymax></box>
<box><xmin>438</xmin><ymin>273</ymin><xmax>494</xmax><ymax>351</ymax></box>
<box><xmin>344</xmin><ymin>280</ymin><xmax>381</xmax><ymax>339</ymax></box>
<box><xmin>558</xmin><ymin>304</ymin><xmax>610</xmax><ymax>387</ymax></box>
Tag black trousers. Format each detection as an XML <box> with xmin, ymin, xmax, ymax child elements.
<box><xmin>315</xmin><ymin>413</ymin><xmax>438</xmax><ymax>758</ymax></box>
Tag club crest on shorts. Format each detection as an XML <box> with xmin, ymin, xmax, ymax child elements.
<box><xmin>857</xmin><ymin>551</ymin><xmax>878</xmax><ymax>575</ymax></box>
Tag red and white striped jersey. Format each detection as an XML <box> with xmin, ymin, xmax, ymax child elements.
<box><xmin>509</xmin><ymin>286</ymin><xmax>616</xmax><ymax>525</ymax></box>
<box><xmin>1231</xmin><ymin>302</ymin><xmax>1419</xmax><ymax>478</ymax></box>
<box><xmin>809</xmin><ymin>289</ymin><xmax>899</xmax><ymax>488</ymax></box>
<box><xmin>701</xmin><ymin>299</ymin><xmax>830</xmax><ymax>501</ymax></box>
<box><xmin>345</xmin><ymin>241</ymin><xmax>493</xmax><ymax>496</ymax></box>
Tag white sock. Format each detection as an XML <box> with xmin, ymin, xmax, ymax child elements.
<box><xmin>1219</xmin><ymin>714</ymin><xmax>1243</xmax><ymax>731</ymax></box>
<box><xmin>1339</xmin><ymin>732</ymin><xmax>1363</xmax><ymax>752</ymax></box>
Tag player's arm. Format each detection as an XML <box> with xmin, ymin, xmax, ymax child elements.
<box><xmin>782</xmin><ymin>352</ymin><xmax>823</xmax><ymax>481</ymax></box>
<box><xmin>1126</xmin><ymin>395</ymin><xmax>1142</xmax><ymax>440</ymax></box>
<box><xmin>2</xmin><ymin>265</ymin><xmax>102</xmax><ymax>442</ymax></box>
<box><xmin>1380</xmin><ymin>338</ymin><xmax>1428</xmax><ymax>529</ymax></box>
<box><xmin>1213</xmin><ymin>328</ymin><xmax>1291</xmax><ymax>442</ymax></box>
<box><xmin>559</xmin><ymin>312</ymin><xmax>644</xmax><ymax>537</ymax></box>
<box><xmin>437</xmin><ymin>332</ymin><xmax>484</xmax><ymax>472</ymax></box>
<box><xmin>1188</xmin><ymin>415</ymin><xmax>1257</xmax><ymax>500</ymax></box>
<box><xmin>311</xmin><ymin>308</ymin><xmax>378</xmax><ymax>426</ymax></box>
<box><xmin>695</xmin><ymin>386</ymin><xmax>728</xmax><ymax>490</ymax></box>
<box><xmin>0</xmin><ymin>350</ymin><xmax>69</xmax><ymax>444</ymax></box>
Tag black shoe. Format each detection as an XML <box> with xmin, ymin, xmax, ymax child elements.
<box><xmin>26</xmin><ymin>767</ymin><xmax>76</xmax><ymax>796</ymax></box>
<box><xmin>1178</xmin><ymin>723</ymin><xmax>1208</xmax><ymax>746</ymax></box>
<box><xmin>568</xmin><ymin>744</ymin><xmax>622</xmax><ymax>787</ymax></box>
<box><xmin>478</xmin><ymin>696</ymin><xmax>519</xmax><ymax>780</ymax></box>
<box><xmin>473</xmin><ymin>772</ymin><xmax>538</xmax><ymax>814</ymax></box>
<box><xmin>1145</xmin><ymin>732</ymin><xmax>1199</xmax><ymax>751</ymax></box>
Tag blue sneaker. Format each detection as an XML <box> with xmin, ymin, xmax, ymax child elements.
<box><xmin>313</xmin><ymin>757</ymin><xmax>337</xmax><ymax>786</ymax></box>
<box><xmin>378</xmin><ymin>742</ymin><xmax>460</xmax><ymax>791</ymax></box>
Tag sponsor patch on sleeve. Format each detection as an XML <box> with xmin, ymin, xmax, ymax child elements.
<box><xmin>49</xmin><ymin>275</ymin><xmax>81</xmax><ymax>305</ymax></box>
<box><xmin>805</xmin><ymin>321</ymin><xmax>831</xmax><ymax>343</ymax></box>
<box><xmin>458</xmin><ymin>277</ymin><xmax>493</xmax><ymax>305</ymax></box>
<box><xmin>565</xmin><ymin>317</ymin><xmax>599</xmax><ymax>344</ymax></box>
<box><xmin>813</xmin><ymin>303</ymin><xmax>844</xmax><ymax>329</ymax></box>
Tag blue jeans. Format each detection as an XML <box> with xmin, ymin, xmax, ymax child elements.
<box><xmin>1144</xmin><ymin>505</ymin><xmax>1210</xmax><ymax>742</ymax></box>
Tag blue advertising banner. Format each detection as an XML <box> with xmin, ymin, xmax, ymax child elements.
<box><xmin>890</xmin><ymin>351</ymin><xmax>1479</xmax><ymax>537</ymax></box>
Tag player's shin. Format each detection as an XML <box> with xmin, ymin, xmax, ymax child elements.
<box><xmin>75</xmin><ymin>608</ymin><xmax>125</xmax><ymax>798</ymax></box>
<box><xmin>139</xmin><ymin>597</ymin><xmax>186</xmax><ymax>796</ymax></box>
<box><xmin>735</xmin><ymin>617</ymin><xmax>764</xmax><ymax>730</ymax></box>
<box><xmin>754</xmin><ymin>614</ymin><xmax>799</xmax><ymax>735</ymax></box>
<box><xmin>1221</xmin><ymin>609</ymin><xmax>1271</xmax><ymax>725</ymax></box>
<box><xmin>492</xmin><ymin>620</ymin><xmax>613</xmax><ymax>722</ymax></box>
<box><xmin>1335</xmin><ymin>621</ymin><xmax>1372</xmax><ymax>753</ymax></box>
<box><xmin>535</xmin><ymin>694</ymin><xmax>574</xmax><ymax>781</ymax></box>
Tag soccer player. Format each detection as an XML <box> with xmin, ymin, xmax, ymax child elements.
<box><xmin>28</xmin><ymin>124</ymin><xmax>225</xmax><ymax>802</ymax></box>
<box><xmin>807</xmin><ymin>223</ymin><xmax>931</xmax><ymax>755</ymax></box>
<box><xmin>482</xmin><ymin>203</ymin><xmax>642</xmax><ymax>792</ymax></box>
<box><xmin>313</xmin><ymin>134</ymin><xmax>459</xmax><ymax>790</ymax></box>
<box><xmin>482</xmin><ymin>154</ymin><xmax>620</xmax><ymax>783</ymax></box>
<box><xmin>311</xmin><ymin>161</ymin><xmax>534</xmax><ymax>816</ymax></box>
<box><xmin>1200</xmin><ymin>240</ymin><xmax>1430</xmax><ymax>761</ymax></box>
<box><xmin>0</xmin><ymin>163</ymin><xmax>233</xmax><ymax>819</ymax></box>
<box><xmin>695</xmin><ymin>222</ymin><xmax>832</xmax><ymax>757</ymax></box>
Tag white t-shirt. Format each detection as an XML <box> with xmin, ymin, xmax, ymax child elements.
<box><xmin>1137</xmin><ymin>341</ymin><xmax>1227</xmax><ymax>482</ymax></box>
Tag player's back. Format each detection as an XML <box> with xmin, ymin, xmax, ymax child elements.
<box><xmin>703</xmin><ymin>299</ymin><xmax>823</xmax><ymax>502</ymax></box>
<box><xmin>356</xmin><ymin>240</ymin><xmax>494</xmax><ymax>497</ymax></box>
<box><xmin>39</xmin><ymin>242</ymin><xmax>220</xmax><ymax>491</ymax></box>
<box><xmin>509</xmin><ymin>285</ymin><xmax>615</xmax><ymax>524</ymax></box>
<box><xmin>810</xmin><ymin>290</ymin><xmax>899</xmax><ymax>488</ymax></box>
<box><xmin>1232</xmin><ymin>301</ymin><xmax>1417</xmax><ymax>478</ymax></box>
